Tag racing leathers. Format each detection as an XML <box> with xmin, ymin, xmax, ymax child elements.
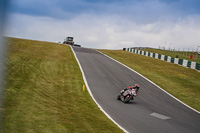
<box><xmin>120</xmin><ymin>85</ymin><xmax>139</xmax><ymax>97</ymax></box>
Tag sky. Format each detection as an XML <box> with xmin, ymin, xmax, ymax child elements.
<box><xmin>4</xmin><ymin>0</ymin><xmax>200</xmax><ymax>50</ymax></box>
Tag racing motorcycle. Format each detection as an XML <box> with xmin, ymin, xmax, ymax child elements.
<box><xmin>117</xmin><ymin>89</ymin><xmax>137</xmax><ymax>103</ymax></box>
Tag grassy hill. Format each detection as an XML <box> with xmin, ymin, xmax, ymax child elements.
<box><xmin>99</xmin><ymin>49</ymin><xmax>200</xmax><ymax>112</ymax></box>
<box><xmin>1</xmin><ymin>38</ymin><xmax>123</xmax><ymax>133</ymax></box>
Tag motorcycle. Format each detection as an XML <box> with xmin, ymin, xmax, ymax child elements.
<box><xmin>117</xmin><ymin>89</ymin><xmax>137</xmax><ymax>103</ymax></box>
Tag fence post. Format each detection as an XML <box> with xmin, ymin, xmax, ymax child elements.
<box><xmin>178</xmin><ymin>59</ymin><xmax>183</xmax><ymax>65</ymax></box>
<box><xmin>196</xmin><ymin>63</ymin><xmax>200</xmax><ymax>70</ymax></box>
<box><xmin>167</xmin><ymin>56</ymin><xmax>171</xmax><ymax>62</ymax></box>
<box><xmin>182</xmin><ymin>59</ymin><xmax>188</xmax><ymax>67</ymax></box>
<box><xmin>150</xmin><ymin>53</ymin><xmax>153</xmax><ymax>57</ymax></box>
<box><xmin>187</xmin><ymin>61</ymin><xmax>191</xmax><ymax>68</ymax></box>
<box><xmin>148</xmin><ymin>52</ymin><xmax>151</xmax><ymax>57</ymax></box>
<box><xmin>191</xmin><ymin>62</ymin><xmax>196</xmax><ymax>69</ymax></box>
<box><xmin>164</xmin><ymin>55</ymin><xmax>168</xmax><ymax>61</ymax></box>
<box><xmin>155</xmin><ymin>53</ymin><xmax>158</xmax><ymax>59</ymax></box>
<box><xmin>158</xmin><ymin>54</ymin><xmax>161</xmax><ymax>59</ymax></box>
<box><xmin>171</xmin><ymin>57</ymin><xmax>174</xmax><ymax>63</ymax></box>
<box><xmin>153</xmin><ymin>53</ymin><xmax>155</xmax><ymax>58</ymax></box>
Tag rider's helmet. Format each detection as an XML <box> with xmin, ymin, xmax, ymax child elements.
<box><xmin>134</xmin><ymin>84</ymin><xmax>140</xmax><ymax>88</ymax></box>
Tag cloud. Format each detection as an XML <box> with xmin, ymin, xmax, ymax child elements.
<box><xmin>8</xmin><ymin>0</ymin><xmax>200</xmax><ymax>22</ymax></box>
<box><xmin>5</xmin><ymin>0</ymin><xmax>200</xmax><ymax>50</ymax></box>
<box><xmin>5</xmin><ymin>13</ymin><xmax>200</xmax><ymax>50</ymax></box>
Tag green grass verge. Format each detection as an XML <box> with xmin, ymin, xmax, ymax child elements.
<box><xmin>99</xmin><ymin>49</ymin><xmax>200</xmax><ymax>112</ymax></box>
<box><xmin>1</xmin><ymin>38</ymin><xmax>123</xmax><ymax>133</ymax></box>
<box><xmin>141</xmin><ymin>49</ymin><xmax>200</xmax><ymax>63</ymax></box>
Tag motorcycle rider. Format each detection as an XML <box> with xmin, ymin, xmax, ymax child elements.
<box><xmin>120</xmin><ymin>84</ymin><xmax>140</xmax><ymax>97</ymax></box>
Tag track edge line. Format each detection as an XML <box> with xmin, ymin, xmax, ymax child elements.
<box><xmin>70</xmin><ymin>46</ymin><xmax>129</xmax><ymax>133</ymax></box>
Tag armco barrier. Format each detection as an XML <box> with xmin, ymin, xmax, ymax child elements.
<box><xmin>164</xmin><ymin>56</ymin><xmax>168</xmax><ymax>61</ymax></box>
<box><xmin>187</xmin><ymin>61</ymin><xmax>191</xmax><ymax>67</ymax></box>
<box><xmin>196</xmin><ymin>63</ymin><xmax>200</xmax><ymax>70</ymax></box>
<box><xmin>124</xmin><ymin>48</ymin><xmax>200</xmax><ymax>71</ymax></box>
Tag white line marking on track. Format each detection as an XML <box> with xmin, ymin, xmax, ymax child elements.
<box><xmin>70</xmin><ymin>46</ymin><xmax>129</xmax><ymax>133</ymax></box>
<box><xmin>150</xmin><ymin>112</ymin><xmax>171</xmax><ymax>120</ymax></box>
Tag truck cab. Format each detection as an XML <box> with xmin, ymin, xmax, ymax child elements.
<box><xmin>64</xmin><ymin>37</ymin><xmax>74</xmax><ymax>45</ymax></box>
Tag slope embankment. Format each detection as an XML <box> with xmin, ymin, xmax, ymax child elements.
<box><xmin>1</xmin><ymin>38</ymin><xmax>123</xmax><ymax>133</ymax></box>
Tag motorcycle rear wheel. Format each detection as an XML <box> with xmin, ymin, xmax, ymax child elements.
<box><xmin>123</xmin><ymin>95</ymin><xmax>131</xmax><ymax>103</ymax></box>
<box><xmin>117</xmin><ymin>95</ymin><xmax>121</xmax><ymax>100</ymax></box>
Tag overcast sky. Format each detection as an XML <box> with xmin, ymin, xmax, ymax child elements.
<box><xmin>5</xmin><ymin>0</ymin><xmax>200</xmax><ymax>50</ymax></box>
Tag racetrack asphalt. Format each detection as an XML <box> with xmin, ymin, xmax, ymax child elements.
<box><xmin>72</xmin><ymin>46</ymin><xmax>200</xmax><ymax>133</ymax></box>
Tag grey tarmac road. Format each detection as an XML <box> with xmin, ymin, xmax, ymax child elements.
<box><xmin>72</xmin><ymin>46</ymin><xmax>200</xmax><ymax>133</ymax></box>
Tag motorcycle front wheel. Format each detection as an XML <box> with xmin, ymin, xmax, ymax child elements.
<box><xmin>123</xmin><ymin>95</ymin><xmax>131</xmax><ymax>103</ymax></box>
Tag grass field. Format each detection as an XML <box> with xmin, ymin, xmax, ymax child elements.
<box><xmin>141</xmin><ymin>49</ymin><xmax>200</xmax><ymax>63</ymax></box>
<box><xmin>99</xmin><ymin>49</ymin><xmax>200</xmax><ymax>112</ymax></box>
<box><xmin>1</xmin><ymin>38</ymin><xmax>123</xmax><ymax>133</ymax></box>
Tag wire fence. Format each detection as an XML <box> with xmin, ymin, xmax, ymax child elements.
<box><xmin>158</xmin><ymin>47</ymin><xmax>200</xmax><ymax>63</ymax></box>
